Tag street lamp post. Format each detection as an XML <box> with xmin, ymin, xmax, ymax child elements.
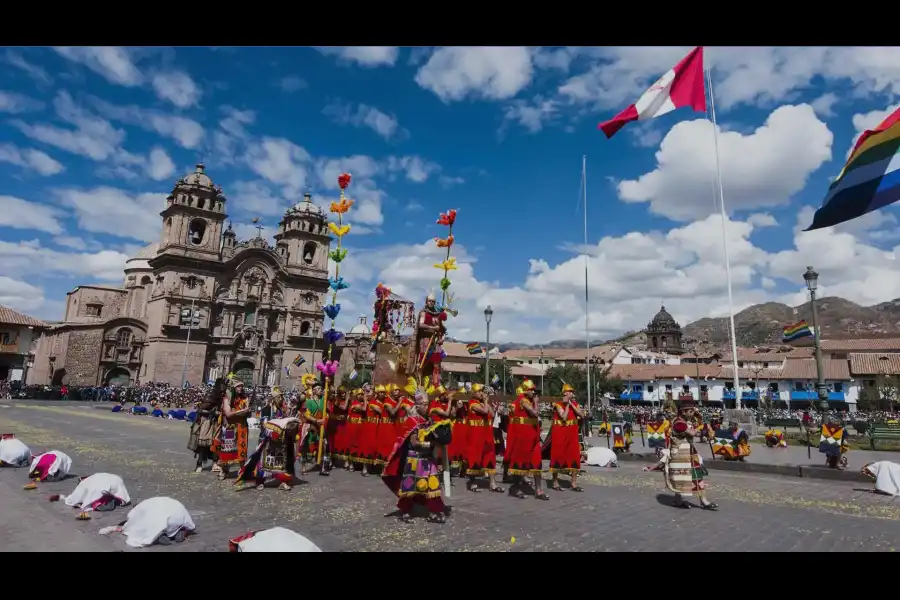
<box><xmin>803</xmin><ymin>266</ymin><xmax>830</xmax><ymax>413</ymax></box>
<box><xmin>539</xmin><ymin>345</ymin><xmax>545</xmax><ymax>396</ymax></box>
<box><xmin>483</xmin><ymin>306</ymin><xmax>493</xmax><ymax>387</ymax></box>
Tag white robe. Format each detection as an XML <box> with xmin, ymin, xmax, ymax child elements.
<box><xmin>63</xmin><ymin>473</ymin><xmax>131</xmax><ymax>511</ymax></box>
<box><xmin>121</xmin><ymin>497</ymin><xmax>196</xmax><ymax>548</ymax></box>
<box><xmin>0</xmin><ymin>438</ymin><xmax>31</xmax><ymax>467</ymax></box>
<box><xmin>584</xmin><ymin>446</ymin><xmax>618</xmax><ymax>467</ymax></box>
<box><xmin>29</xmin><ymin>451</ymin><xmax>72</xmax><ymax>478</ymax></box>
<box><xmin>237</xmin><ymin>527</ymin><xmax>322</xmax><ymax>552</ymax></box>
<box><xmin>864</xmin><ymin>461</ymin><xmax>900</xmax><ymax>497</ymax></box>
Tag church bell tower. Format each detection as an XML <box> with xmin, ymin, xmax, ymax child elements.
<box><xmin>159</xmin><ymin>164</ymin><xmax>228</xmax><ymax>261</ymax></box>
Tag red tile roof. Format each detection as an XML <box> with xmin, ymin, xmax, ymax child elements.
<box><xmin>0</xmin><ymin>305</ymin><xmax>47</xmax><ymax>328</ymax></box>
<box><xmin>849</xmin><ymin>353</ymin><xmax>900</xmax><ymax>376</ymax></box>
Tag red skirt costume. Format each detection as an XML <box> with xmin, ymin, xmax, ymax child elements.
<box><xmin>465</xmin><ymin>397</ymin><xmax>497</xmax><ymax>477</ymax></box>
<box><xmin>327</xmin><ymin>400</ymin><xmax>349</xmax><ymax>462</ymax></box>
<box><xmin>505</xmin><ymin>396</ymin><xmax>543</xmax><ymax>475</ymax></box>
<box><xmin>346</xmin><ymin>399</ymin><xmax>367</xmax><ymax>464</ymax></box>
<box><xmin>447</xmin><ymin>399</ymin><xmax>468</xmax><ymax>470</ymax></box>
<box><xmin>549</xmin><ymin>402</ymin><xmax>581</xmax><ymax>474</ymax></box>
<box><xmin>375</xmin><ymin>397</ymin><xmax>399</xmax><ymax>466</ymax></box>
<box><xmin>395</xmin><ymin>396</ymin><xmax>415</xmax><ymax>437</ymax></box>
<box><xmin>357</xmin><ymin>399</ymin><xmax>382</xmax><ymax>466</ymax></box>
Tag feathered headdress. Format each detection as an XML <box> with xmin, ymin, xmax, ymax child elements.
<box><xmin>301</xmin><ymin>373</ymin><xmax>317</xmax><ymax>390</ymax></box>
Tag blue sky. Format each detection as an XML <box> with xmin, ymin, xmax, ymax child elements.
<box><xmin>2</xmin><ymin>46</ymin><xmax>900</xmax><ymax>344</ymax></box>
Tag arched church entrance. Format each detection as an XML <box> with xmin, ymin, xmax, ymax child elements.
<box><xmin>105</xmin><ymin>367</ymin><xmax>131</xmax><ymax>386</ymax></box>
<box><xmin>232</xmin><ymin>360</ymin><xmax>255</xmax><ymax>386</ymax></box>
<box><xmin>51</xmin><ymin>369</ymin><xmax>67</xmax><ymax>386</ymax></box>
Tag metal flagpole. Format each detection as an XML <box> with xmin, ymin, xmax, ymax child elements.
<box><xmin>180</xmin><ymin>297</ymin><xmax>196</xmax><ymax>388</ymax></box>
<box><xmin>582</xmin><ymin>155</ymin><xmax>593</xmax><ymax>414</ymax></box>
<box><xmin>705</xmin><ymin>61</ymin><xmax>741</xmax><ymax>410</ymax></box>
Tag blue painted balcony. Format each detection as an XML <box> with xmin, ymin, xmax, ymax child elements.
<box><xmin>722</xmin><ymin>390</ymin><xmax>737</xmax><ymax>400</ymax></box>
<box><xmin>742</xmin><ymin>389</ymin><xmax>760</xmax><ymax>400</ymax></box>
<box><xmin>828</xmin><ymin>391</ymin><xmax>845</xmax><ymax>401</ymax></box>
<box><xmin>790</xmin><ymin>391</ymin><xmax>817</xmax><ymax>402</ymax></box>
<box><xmin>620</xmin><ymin>391</ymin><xmax>643</xmax><ymax>401</ymax></box>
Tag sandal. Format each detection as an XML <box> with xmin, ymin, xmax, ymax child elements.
<box><xmin>217</xmin><ymin>471</ymin><xmax>226</xmax><ymax>481</ymax></box>
<box><xmin>700</xmin><ymin>502</ymin><xmax>719</xmax><ymax>511</ymax></box>
<box><xmin>550</xmin><ymin>484</ymin><xmax>564</xmax><ymax>492</ymax></box>
<box><xmin>468</xmin><ymin>485</ymin><xmax>482</xmax><ymax>493</ymax></box>
<box><xmin>399</xmin><ymin>514</ymin><xmax>413</xmax><ymax>523</ymax></box>
<box><xmin>571</xmin><ymin>486</ymin><xmax>584</xmax><ymax>492</ymax></box>
<box><xmin>489</xmin><ymin>486</ymin><xmax>505</xmax><ymax>493</ymax></box>
<box><xmin>278</xmin><ymin>483</ymin><xmax>292</xmax><ymax>491</ymax></box>
<box><xmin>513</xmin><ymin>489</ymin><xmax>527</xmax><ymax>499</ymax></box>
<box><xmin>535</xmin><ymin>492</ymin><xmax>550</xmax><ymax>501</ymax></box>
<box><xmin>428</xmin><ymin>513</ymin><xmax>446</xmax><ymax>524</ymax></box>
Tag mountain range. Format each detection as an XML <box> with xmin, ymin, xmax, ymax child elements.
<box><xmin>489</xmin><ymin>297</ymin><xmax>900</xmax><ymax>352</ymax></box>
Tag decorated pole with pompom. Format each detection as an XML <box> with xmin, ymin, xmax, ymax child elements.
<box><xmin>315</xmin><ymin>173</ymin><xmax>354</xmax><ymax>467</ymax></box>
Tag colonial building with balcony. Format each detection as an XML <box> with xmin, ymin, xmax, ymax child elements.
<box><xmin>0</xmin><ymin>305</ymin><xmax>47</xmax><ymax>383</ymax></box>
<box><xmin>28</xmin><ymin>164</ymin><xmax>330</xmax><ymax>387</ymax></box>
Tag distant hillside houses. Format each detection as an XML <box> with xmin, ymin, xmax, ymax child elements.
<box><xmin>502</xmin><ymin>339</ymin><xmax>900</xmax><ymax>412</ymax></box>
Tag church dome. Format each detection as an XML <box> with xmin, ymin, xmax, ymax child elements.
<box><xmin>124</xmin><ymin>242</ymin><xmax>159</xmax><ymax>271</ymax></box>
<box><xmin>285</xmin><ymin>192</ymin><xmax>324</xmax><ymax>218</ymax></box>
<box><xmin>348</xmin><ymin>316</ymin><xmax>371</xmax><ymax>337</ymax></box>
<box><xmin>647</xmin><ymin>305</ymin><xmax>681</xmax><ymax>331</ymax></box>
<box><xmin>181</xmin><ymin>163</ymin><xmax>214</xmax><ymax>188</ymax></box>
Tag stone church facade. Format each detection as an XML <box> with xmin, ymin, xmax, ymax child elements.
<box><xmin>28</xmin><ymin>164</ymin><xmax>330</xmax><ymax>387</ymax></box>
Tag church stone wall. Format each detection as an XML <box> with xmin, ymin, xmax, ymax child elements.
<box><xmin>64</xmin><ymin>329</ymin><xmax>103</xmax><ymax>385</ymax></box>
<box><xmin>146</xmin><ymin>339</ymin><xmax>207</xmax><ymax>386</ymax></box>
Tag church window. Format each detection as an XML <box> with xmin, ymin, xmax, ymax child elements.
<box><xmin>86</xmin><ymin>304</ymin><xmax>102</xmax><ymax>317</ymax></box>
<box><xmin>185</xmin><ymin>276</ymin><xmax>199</xmax><ymax>290</ymax></box>
<box><xmin>140</xmin><ymin>275</ymin><xmax>152</xmax><ymax>285</ymax></box>
<box><xmin>188</xmin><ymin>219</ymin><xmax>207</xmax><ymax>246</ymax></box>
<box><xmin>300</xmin><ymin>321</ymin><xmax>310</xmax><ymax>336</ymax></box>
<box><xmin>197</xmin><ymin>196</ymin><xmax>206</xmax><ymax>210</ymax></box>
<box><xmin>303</xmin><ymin>242</ymin><xmax>316</xmax><ymax>265</ymax></box>
<box><xmin>116</xmin><ymin>328</ymin><xmax>132</xmax><ymax>347</ymax></box>
<box><xmin>244</xmin><ymin>305</ymin><xmax>257</xmax><ymax>327</ymax></box>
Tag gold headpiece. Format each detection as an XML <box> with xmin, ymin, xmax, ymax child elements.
<box><xmin>515</xmin><ymin>386</ymin><xmax>524</xmax><ymax>395</ymax></box>
<box><xmin>561</xmin><ymin>383</ymin><xmax>575</xmax><ymax>393</ymax></box>
<box><xmin>471</xmin><ymin>383</ymin><xmax>484</xmax><ymax>393</ymax></box>
<box><xmin>375</xmin><ymin>384</ymin><xmax>386</xmax><ymax>393</ymax></box>
<box><xmin>301</xmin><ymin>373</ymin><xmax>317</xmax><ymax>390</ymax></box>
<box><xmin>521</xmin><ymin>379</ymin><xmax>535</xmax><ymax>391</ymax></box>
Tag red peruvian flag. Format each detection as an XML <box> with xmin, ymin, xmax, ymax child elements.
<box><xmin>598</xmin><ymin>46</ymin><xmax>707</xmax><ymax>139</ymax></box>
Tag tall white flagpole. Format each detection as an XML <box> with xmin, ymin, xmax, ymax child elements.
<box><xmin>705</xmin><ymin>61</ymin><xmax>742</xmax><ymax>410</ymax></box>
<box><xmin>582</xmin><ymin>156</ymin><xmax>593</xmax><ymax>414</ymax></box>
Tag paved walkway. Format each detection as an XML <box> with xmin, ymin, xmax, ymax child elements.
<box><xmin>3</xmin><ymin>403</ymin><xmax>900</xmax><ymax>552</ymax></box>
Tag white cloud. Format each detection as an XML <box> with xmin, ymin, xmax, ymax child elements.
<box><xmin>316</xmin><ymin>47</ymin><xmax>399</xmax><ymax>67</ymax></box>
<box><xmin>53</xmin><ymin>187</ymin><xmax>165</xmax><ymax>243</ymax></box>
<box><xmin>12</xmin><ymin>91</ymin><xmax>125</xmax><ymax>161</ymax></box>
<box><xmin>0</xmin><ymin>276</ymin><xmax>47</xmax><ymax>314</ymax></box>
<box><xmin>810</xmin><ymin>92</ymin><xmax>839</xmax><ymax>118</ymax></box>
<box><xmin>323</xmin><ymin>101</ymin><xmax>405</xmax><ymax>140</ymax></box>
<box><xmin>245</xmin><ymin>137</ymin><xmax>311</xmax><ymax>199</ymax></box>
<box><xmin>276</xmin><ymin>75</ymin><xmax>307</xmax><ymax>92</ymax></box>
<box><xmin>54</xmin><ymin>46</ymin><xmax>143</xmax><ymax>86</ymax></box>
<box><xmin>229</xmin><ymin>180</ymin><xmax>289</xmax><ymax>217</ymax></box>
<box><xmin>0</xmin><ymin>239</ymin><xmax>130</xmax><ymax>282</ymax></box>
<box><xmin>415</xmin><ymin>47</ymin><xmax>535</xmax><ymax>102</ymax></box>
<box><xmin>151</xmin><ymin>71</ymin><xmax>201</xmax><ymax>108</ymax></box>
<box><xmin>90</xmin><ymin>97</ymin><xmax>205</xmax><ymax>149</ymax></box>
<box><xmin>508</xmin><ymin>46</ymin><xmax>900</xmax><ymax>133</ymax></box>
<box><xmin>0</xmin><ymin>90</ymin><xmax>44</xmax><ymax>113</ymax></box>
<box><xmin>849</xmin><ymin>104</ymin><xmax>899</xmax><ymax>156</ymax></box>
<box><xmin>0</xmin><ymin>196</ymin><xmax>65</xmax><ymax>234</ymax></box>
<box><xmin>147</xmin><ymin>147</ymin><xmax>175</xmax><ymax>181</ymax></box>
<box><xmin>5</xmin><ymin>50</ymin><xmax>52</xmax><ymax>85</ymax></box>
<box><xmin>617</xmin><ymin>104</ymin><xmax>833</xmax><ymax>221</ymax></box>
<box><xmin>384</xmin><ymin>155</ymin><xmax>440</xmax><ymax>183</ymax></box>
<box><xmin>0</xmin><ymin>144</ymin><xmax>64</xmax><ymax>176</ymax></box>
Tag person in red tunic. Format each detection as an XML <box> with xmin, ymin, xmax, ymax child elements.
<box><xmin>327</xmin><ymin>386</ymin><xmax>350</xmax><ymax>469</ymax></box>
<box><xmin>347</xmin><ymin>388</ymin><xmax>369</xmax><ymax>475</ymax></box>
<box><xmin>358</xmin><ymin>385</ymin><xmax>384</xmax><ymax>475</ymax></box>
<box><xmin>465</xmin><ymin>384</ymin><xmax>504</xmax><ymax>493</ymax></box>
<box><xmin>393</xmin><ymin>385</ymin><xmax>415</xmax><ymax>437</ymax></box>
<box><xmin>441</xmin><ymin>386</ymin><xmax>469</xmax><ymax>475</ymax></box>
<box><xmin>374</xmin><ymin>384</ymin><xmax>400</xmax><ymax>468</ymax></box>
<box><xmin>505</xmin><ymin>379</ymin><xmax>547</xmax><ymax>500</ymax></box>
<box><xmin>549</xmin><ymin>383</ymin><xmax>585</xmax><ymax>492</ymax></box>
